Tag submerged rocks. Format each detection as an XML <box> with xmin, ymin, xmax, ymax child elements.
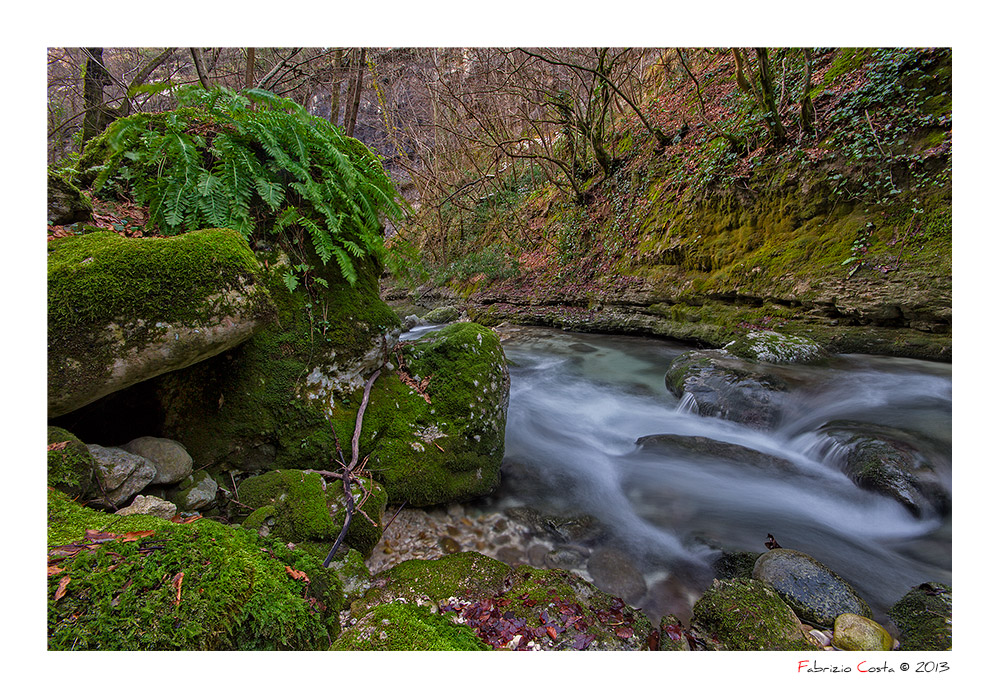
<box><xmin>752</xmin><ymin>548</ymin><xmax>872</xmax><ymax>627</ymax></box>
<box><xmin>586</xmin><ymin>547</ymin><xmax>648</xmax><ymax>605</ymax></box>
<box><xmin>665</xmin><ymin>349</ymin><xmax>789</xmax><ymax>429</ymax></box>
<box><xmin>636</xmin><ymin>433</ymin><xmax>798</xmax><ymax>474</ymax></box>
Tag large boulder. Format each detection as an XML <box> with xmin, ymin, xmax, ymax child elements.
<box><xmin>122</xmin><ymin>436</ymin><xmax>193</xmax><ymax>485</ymax></box>
<box><xmin>689</xmin><ymin>578</ymin><xmax>814</xmax><ymax>651</ymax></box>
<box><xmin>665</xmin><ymin>349</ymin><xmax>790</xmax><ymax>430</ymax></box>
<box><xmin>724</xmin><ymin>330</ymin><xmax>830</xmax><ymax>365</ymax></box>
<box><xmin>48</xmin><ymin>229</ymin><xmax>275</xmax><ymax>418</ymax></box>
<box><xmin>752</xmin><ymin>548</ymin><xmax>872</xmax><ymax>627</ymax></box>
<box><xmin>339</xmin><ymin>322</ymin><xmax>510</xmax><ymax>506</ymax></box>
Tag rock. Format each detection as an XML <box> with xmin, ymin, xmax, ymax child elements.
<box><xmin>47</xmin><ymin>170</ymin><xmax>91</xmax><ymax>226</ymax></box>
<box><xmin>689</xmin><ymin>578</ymin><xmax>814</xmax><ymax>650</ymax></box>
<box><xmin>725</xmin><ymin>330</ymin><xmax>830</xmax><ymax>365</ymax></box>
<box><xmin>86</xmin><ymin>444</ymin><xmax>157</xmax><ymax>507</ymax></box>
<box><xmin>887</xmin><ymin>582</ymin><xmax>952</xmax><ymax>650</ymax></box>
<box><xmin>122</xmin><ymin>436</ymin><xmax>193</xmax><ymax>485</ymax></box>
<box><xmin>360</xmin><ymin>322</ymin><xmax>510</xmax><ymax>506</ymax></box>
<box><xmin>636</xmin><ymin>434</ymin><xmax>798</xmax><ymax>474</ymax></box>
<box><xmin>115</xmin><ymin>494</ymin><xmax>177</xmax><ymax>519</ymax></box>
<box><xmin>711</xmin><ymin>550</ymin><xmax>761</xmax><ymax>580</ymax></box>
<box><xmin>170</xmin><ymin>471</ymin><xmax>218</xmax><ymax>510</ymax></box>
<box><xmin>752</xmin><ymin>548</ymin><xmax>872</xmax><ymax>627</ymax></box>
<box><xmin>422</xmin><ymin>305</ymin><xmax>461</xmax><ymax>324</ymax></box>
<box><xmin>658</xmin><ymin>614</ymin><xmax>690</xmax><ymax>651</ymax></box>
<box><xmin>403</xmin><ymin>314</ymin><xmax>421</xmax><ymax>329</ymax></box>
<box><xmin>332</xmin><ymin>602</ymin><xmax>490</xmax><ymax>651</ymax></box>
<box><xmin>238</xmin><ymin>469</ymin><xmax>386</xmax><ymax>559</ymax></box>
<box><xmin>665</xmin><ymin>349</ymin><xmax>789</xmax><ymax>429</ymax></box>
<box><xmin>832</xmin><ymin>613</ymin><xmax>894</xmax><ymax>651</ymax></box>
<box><xmin>586</xmin><ymin>547</ymin><xmax>647</xmax><ymax>604</ymax></box>
<box><xmin>47</xmin><ymin>426</ymin><xmax>99</xmax><ymax>500</ymax></box>
<box><xmin>48</xmin><ymin>229</ymin><xmax>275</xmax><ymax>418</ymax></box>
<box><xmin>816</xmin><ymin>421</ymin><xmax>950</xmax><ymax>517</ymax></box>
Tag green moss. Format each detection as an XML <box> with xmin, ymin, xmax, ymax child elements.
<box><xmin>690</xmin><ymin>578</ymin><xmax>814</xmax><ymax>651</ymax></box>
<box><xmin>47</xmin><ymin>427</ymin><xmax>98</xmax><ymax>499</ymax></box>
<box><xmin>47</xmin><ymin>489</ymin><xmax>342</xmax><ymax>650</ymax></box>
<box><xmin>331</xmin><ymin>602</ymin><xmax>490</xmax><ymax>651</ymax></box>
<box><xmin>887</xmin><ymin>582</ymin><xmax>952</xmax><ymax>650</ymax></box>
<box><xmin>368</xmin><ymin>551</ymin><xmax>513</xmax><ymax>605</ymax></box>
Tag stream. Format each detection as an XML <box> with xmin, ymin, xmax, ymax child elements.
<box><xmin>401</xmin><ymin>324</ymin><xmax>952</xmax><ymax>623</ymax></box>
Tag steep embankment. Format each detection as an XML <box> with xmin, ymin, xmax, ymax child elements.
<box><xmin>386</xmin><ymin>48</ymin><xmax>952</xmax><ymax>361</ymax></box>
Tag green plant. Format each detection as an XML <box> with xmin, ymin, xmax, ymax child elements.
<box><xmin>87</xmin><ymin>86</ymin><xmax>403</xmax><ymax>285</ymax></box>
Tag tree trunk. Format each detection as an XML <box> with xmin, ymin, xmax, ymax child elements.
<box><xmin>82</xmin><ymin>47</ymin><xmax>112</xmax><ymax>146</ymax></box>
<box><xmin>329</xmin><ymin>48</ymin><xmax>344</xmax><ymax>125</ymax></box>
<box><xmin>344</xmin><ymin>48</ymin><xmax>366</xmax><ymax>138</ymax></box>
<box><xmin>754</xmin><ymin>48</ymin><xmax>786</xmax><ymax>145</ymax></box>
<box><xmin>245</xmin><ymin>47</ymin><xmax>256</xmax><ymax>89</ymax></box>
<box><xmin>800</xmin><ymin>48</ymin><xmax>816</xmax><ymax>134</ymax></box>
<box><xmin>190</xmin><ymin>47</ymin><xmax>213</xmax><ymax>90</ymax></box>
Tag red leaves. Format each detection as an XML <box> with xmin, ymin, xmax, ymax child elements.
<box><xmin>285</xmin><ymin>566</ymin><xmax>310</xmax><ymax>583</ymax></box>
<box><xmin>47</xmin><ymin>441</ymin><xmax>70</xmax><ymax>451</ymax></box>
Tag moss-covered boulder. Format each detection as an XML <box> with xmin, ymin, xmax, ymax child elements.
<box><xmin>887</xmin><ymin>581</ymin><xmax>952</xmax><ymax>650</ymax></box>
<box><xmin>725</xmin><ymin>330</ymin><xmax>831</xmax><ymax>365</ymax></box>
<box><xmin>47</xmin><ymin>229</ymin><xmax>275</xmax><ymax>418</ymax></box>
<box><xmin>47</xmin><ymin>489</ymin><xmax>343</xmax><ymax>650</ymax></box>
<box><xmin>47</xmin><ymin>427</ymin><xmax>99</xmax><ymax>500</ymax></box>
<box><xmin>422</xmin><ymin>305</ymin><xmax>462</xmax><ymax>324</ymax></box>
<box><xmin>331</xmin><ymin>602</ymin><xmax>491</xmax><ymax>650</ymax></box>
<box><xmin>238</xmin><ymin>469</ymin><xmax>386</xmax><ymax>559</ymax></box>
<box><xmin>752</xmin><ymin>548</ymin><xmax>872</xmax><ymax>628</ymax></box>
<box><xmin>337</xmin><ymin>322</ymin><xmax>510</xmax><ymax>506</ymax></box>
<box><xmin>689</xmin><ymin>578</ymin><xmax>815</xmax><ymax>651</ymax></box>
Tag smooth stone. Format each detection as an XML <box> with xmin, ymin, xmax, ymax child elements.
<box><xmin>115</xmin><ymin>494</ymin><xmax>177</xmax><ymax>520</ymax></box>
<box><xmin>586</xmin><ymin>546</ymin><xmax>647</xmax><ymax>604</ymax></box>
<box><xmin>122</xmin><ymin>436</ymin><xmax>193</xmax><ymax>485</ymax></box>
<box><xmin>752</xmin><ymin>548</ymin><xmax>872</xmax><ymax>628</ymax></box>
<box><xmin>832</xmin><ymin>613</ymin><xmax>894</xmax><ymax>651</ymax></box>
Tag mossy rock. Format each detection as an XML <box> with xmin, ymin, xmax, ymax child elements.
<box><xmin>832</xmin><ymin>613</ymin><xmax>894</xmax><ymax>651</ymax></box>
<box><xmin>331</xmin><ymin>602</ymin><xmax>490</xmax><ymax>651</ymax></box>
<box><xmin>238</xmin><ymin>469</ymin><xmax>386</xmax><ymax>559</ymax></box>
<box><xmin>47</xmin><ymin>426</ymin><xmax>99</xmax><ymax>500</ymax></box>
<box><xmin>690</xmin><ymin>578</ymin><xmax>815</xmax><ymax>651</ymax></box>
<box><xmin>152</xmin><ymin>249</ymin><xmax>400</xmax><ymax>474</ymax></box>
<box><xmin>724</xmin><ymin>330</ymin><xmax>830</xmax><ymax>365</ymax></box>
<box><xmin>47</xmin><ymin>228</ymin><xmax>275</xmax><ymax>418</ymax></box>
<box><xmin>47</xmin><ymin>489</ymin><xmax>343</xmax><ymax>650</ymax></box>
<box><xmin>422</xmin><ymin>305</ymin><xmax>462</xmax><ymax>324</ymax></box>
<box><xmin>337</xmin><ymin>322</ymin><xmax>510</xmax><ymax>506</ymax></box>
<box><xmin>47</xmin><ymin>170</ymin><xmax>92</xmax><ymax>225</ymax></box>
<box><xmin>887</xmin><ymin>581</ymin><xmax>952</xmax><ymax>650</ymax></box>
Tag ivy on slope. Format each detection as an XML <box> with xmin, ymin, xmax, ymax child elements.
<box><xmin>87</xmin><ymin>86</ymin><xmax>403</xmax><ymax>285</ymax></box>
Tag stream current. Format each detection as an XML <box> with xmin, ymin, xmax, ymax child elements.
<box><xmin>402</xmin><ymin>324</ymin><xmax>952</xmax><ymax>621</ymax></box>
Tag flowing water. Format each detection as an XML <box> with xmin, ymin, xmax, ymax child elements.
<box><xmin>404</xmin><ymin>324</ymin><xmax>952</xmax><ymax>622</ymax></box>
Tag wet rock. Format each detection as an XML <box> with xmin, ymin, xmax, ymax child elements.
<box><xmin>888</xmin><ymin>582</ymin><xmax>952</xmax><ymax>650</ymax></box>
<box><xmin>690</xmin><ymin>578</ymin><xmax>814</xmax><ymax>650</ymax></box>
<box><xmin>711</xmin><ymin>550</ymin><xmax>762</xmax><ymax>580</ymax></box>
<box><xmin>752</xmin><ymin>548</ymin><xmax>872</xmax><ymax>628</ymax></box>
<box><xmin>586</xmin><ymin>547</ymin><xmax>647</xmax><ymax>605</ymax></box>
<box><xmin>636</xmin><ymin>434</ymin><xmax>798</xmax><ymax>474</ymax></box>
<box><xmin>832</xmin><ymin>613</ymin><xmax>895</xmax><ymax>651</ymax></box>
<box><xmin>422</xmin><ymin>305</ymin><xmax>461</xmax><ymax>324</ymax></box>
<box><xmin>495</xmin><ymin>546</ymin><xmax>524</xmax><ymax>567</ymax></box>
<box><xmin>115</xmin><ymin>494</ymin><xmax>177</xmax><ymax>519</ymax></box>
<box><xmin>122</xmin><ymin>436</ymin><xmax>193</xmax><ymax>485</ymax></box>
<box><xmin>545</xmin><ymin>547</ymin><xmax>586</xmax><ymax>570</ymax></box>
<box><xmin>527</xmin><ymin>544</ymin><xmax>550</xmax><ymax>567</ymax></box>
<box><xmin>87</xmin><ymin>444</ymin><xmax>157</xmax><ymax>507</ymax></box>
<box><xmin>665</xmin><ymin>349</ymin><xmax>789</xmax><ymax>429</ymax></box>
<box><xmin>725</xmin><ymin>330</ymin><xmax>830</xmax><ymax>365</ymax></box>
<box><xmin>438</xmin><ymin>536</ymin><xmax>462</xmax><ymax>554</ymax></box>
<box><xmin>402</xmin><ymin>314</ymin><xmax>420</xmax><ymax>330</ymax></box>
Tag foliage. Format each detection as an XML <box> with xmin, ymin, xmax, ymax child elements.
<box><xmin>86</xmin><ymin>86</ymin><xmax>404</xmax><ymax>285</ymax></box>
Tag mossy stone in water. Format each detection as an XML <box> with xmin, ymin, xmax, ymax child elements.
<box><xmin>887</xmin><ymin>582</ymin><xmax>952</xmax><ymax>650</ymax></box>
<box><xmin>725</xmin><ymin>330</ymin><xmax>830</xmax><ymax>365</ymax></box>
<box><xmin>752</xmin><ymin>548</ymin><xmax>872</xmax><ymax>628</ymax></box>
<box><xmin>832</xmin><ymin>613</ymin><xmax>894</xmax><ymax>651</ymax></box>
<box><xmin>690</xmin><ymin>578</ymin><xmax>814</xmax><ymax>651</ymax></box>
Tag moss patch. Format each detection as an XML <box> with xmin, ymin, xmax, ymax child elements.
<box><xmin>47</xmin><ymin>427</ymin><xmax>98</xmax><ymax>499</ymax></box>
<box><xmin>690</xmin><ymin>578</ymin><xmax>814</xmax><ymax>651</ymax></box>
<box><xmin>331</xmin><ymin>602</ymin><xmax>490</xmax><ymax>650</ymax></box>
<box><xmin>47</xmin><ymin>489</ymin><xmax>343</xmax><ymax>650</ymax></box>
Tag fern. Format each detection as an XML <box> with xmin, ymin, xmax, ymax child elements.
<box><xmin>80</xmin><ymin>86</ymin><xmax>404</xmax><ymax>285</ymax></box>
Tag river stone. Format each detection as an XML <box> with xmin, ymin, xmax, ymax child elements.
<box><xmin>752</xmin><ymin>548</ymin><xmax>872</xmax><ymax>627</ymax></box>
<box><xmin>636</xmin><ymin>434</ymin><xmax>798</xmax><ymax>474</ymax></box>
<box><xmin>403</xmin><ymin>314</ymin><xmax>420</xmax><ymax>330</ymax></box>
<box><xmin>115</xmin><ymin>494</ymin><xmax>177</xmax><ymax>519</ymax></box>
<box><xmin>422</xmin><ymin>305</ymin><xmax>461</xmax><ymax>324</ymax></box>
<box><xmin>87</xmin><ymin>444</ymin><xmax>157</xmax><ymax>507</ymax></box>
<box><xmin>832</xmin><ymin>613</ymin><xmax>894</xmax><ymax>651</ymax></box>
<box><xmin>586</xmin><ymin>546</ymin><xmax>647</xmax><ymax>604</ymax></box>
<box><xmin>48</xmin><ymin>229</ymin><xmax>275</xmax><ymax>418</ymax></box>
<box><xmin>725</xmin><ymin>330</ymin><xmax>830</xmax><ymax>365</ymax></box>
<box><xmin>689</xmin><ymin>578</ymin><xmax>814</xmax><ymax>651</ymax></box>
<box><xmin>123</xmin><ymin>436</ymin><xmax>193</xmax><ymax>485</ymax></box>
<box><xmin>665</xmin><ymin>349</ymin><xmax>789</xmax><ymax>429</ymax></box>
<box><xmin>171</xmin><ymin>471</ymin><xmax>218</xmax><ymax>510</ymax></box>
<box><xmin>887</xmin><ymin>582</ymin><xmax>952</xmax><ymax>650</ymax></box>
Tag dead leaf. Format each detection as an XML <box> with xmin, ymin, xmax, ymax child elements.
<box><xmin>84</xmin><ymin>530</ymin><xmax>117</xmax><ymax>543</ymax></box>
<box><xmin>47</xmin><ymin>565</ymin><xmax>65</xmax><ymax>577</ymax></box>
<box><xmin>285</xmin><ymin>566</ymin><xmax>310</xmax><ymax>583</ymax></box>
<box><xmin>54</xmin><ymin>575</ymin><xmax>70</xmax><ymax>602</ymax></box>
<box><xmin>172</xmin><ymin>572</ymin><xmax>184</xmax><ymax>606</ymax></box>
<box><xmin>47</xmin><ymin>441</ymin><xmax>70</xmax><ymax>451</ymax></box>
<box><xmin>121</xmin><ymin>530</ymin><xmax>155</xmax><ymax>542</ymax></box>
<box><xmin>170</xmin><ymin>514</ymin><xmax>202</xmax><ymax>524</ymax></box>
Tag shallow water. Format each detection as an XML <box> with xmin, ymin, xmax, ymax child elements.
<box><xmin>493</xmin><ymin>326</ymin><xmax>951</xmax><ymax>620</ymax></box>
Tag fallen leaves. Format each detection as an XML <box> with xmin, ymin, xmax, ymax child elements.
<box><xmin>172</xmin><ymin>572</ymin><xmax>184</xmax><ymax>606</ymax></box>
<box><xmin>285</xmin><ymin>566</ymin><xmax>310</xmax><ymax>583</ymax></box>
<box><xmin>47</xmin><ymin>441</ymin><xmax>70</xmax><ymax>451</ymax></box>
<box><xmin>54</xmin><ymin>576</ymin><xmax>71</xmax><ymax>602</ymax></box>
